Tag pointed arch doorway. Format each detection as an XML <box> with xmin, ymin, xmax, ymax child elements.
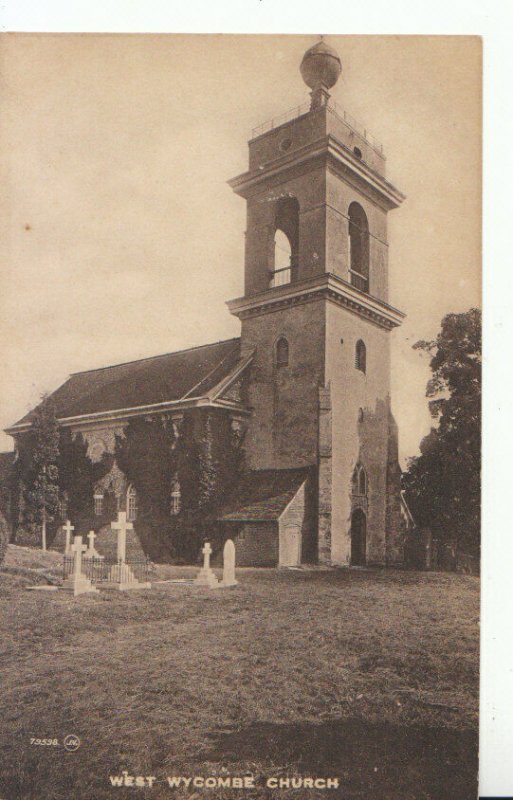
<box><xmin>351</xmin><ymin>508</ymin><xmax>367</xmax><ymax>566</ymax></box>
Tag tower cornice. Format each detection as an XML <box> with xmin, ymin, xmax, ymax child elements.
<box><xmin>229</xmin><ymin>133</ymin><xmax>405</xmax><ymax>210</ymax></box>
<box><xmin>227</xmin><ymin>273</ymin><xmax>405</xmax><ymax>330</ymax></box>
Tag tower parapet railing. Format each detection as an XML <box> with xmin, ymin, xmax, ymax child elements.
<box><xmin>251</xmin><ymin>102</ymin><xmax>311</xmax><ymax>138</ymax></box>
<box><xmin>251</xmin><ymin>100</ymin><xmax>384</xmax><ymax>156</ymax></box>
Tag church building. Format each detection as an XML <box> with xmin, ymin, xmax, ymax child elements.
<box><xmin>6</xmin><ymin>40</ymin><xmax>407</xmax><ymax>567</ymax></box>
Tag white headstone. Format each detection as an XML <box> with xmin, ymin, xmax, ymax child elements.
<box><xmin>61</xmin><ymin>535</ymin><xmax>98</xmax><ymax>597</ymax></box>
<box><xmin>62</xmin><ymin>520</ymin><xmax>74</xmax><ymax>555</ymax></box>
<box><xmin>202</xmin><ymin>541</ymin><xmax>212</xmax><ymax>570</ymax></box>
<box><xmin>222</xmin><ymin>539</ymin><xmax>238</xmax><ymax>587</ymax></box>
<box><xmin>105</xmin><ymin>513</ymin><xmax>150</xmax><ymax>592</ymax></box>
<box><xmin>71</xmin><ymin>536</ymin><xmax>87</xmax><ymax>576</ymax></box>
<box><xmin>111</xmin><ymin>511</ymin><xmax>133</xmax><ymax>563</ymax></box>
<box><xmin>194</xmin><ymin>541</ymin><xmax>219</xmax><ymax>588</ymax></box>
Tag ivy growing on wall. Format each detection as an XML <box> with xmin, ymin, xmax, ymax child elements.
<box><xmin>115</xmin><ymin>409</ymin><xmax>245</xmax><ymax>562</ymax></box>
<box><xmin>58</xmin><ymin>429</ymin><xmax>114</xmax><ymax>533</ymax></box>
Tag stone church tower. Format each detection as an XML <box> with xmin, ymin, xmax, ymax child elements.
<box><xmin>227</xmin><ymin>40</ymin><xmax>406</xmax><ymax>566</ymax></box>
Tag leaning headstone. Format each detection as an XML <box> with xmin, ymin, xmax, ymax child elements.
<box><xmin>104</xmin><ymin>512</ymin><xmax>150</xmax><ymax>591</ymax></box>
<box><xmin>61</xmin><ymin>536</ymin><xmax>99</xmax><ymax>597</ymax></box>
<box><xmin>194</xmin><ymin>541</ymin><xmax>219</xmax><ymax>588</ymax></box>
<box><xmin>221</xmin><ymin>539</ymin><xmax>238</xmax><ymax>587</ymax></box>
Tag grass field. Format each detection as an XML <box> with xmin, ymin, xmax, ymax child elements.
<box><xmin>0</xmin><ymin>546</ymin><xmax>479</xmax><ymax>800</ymax></box>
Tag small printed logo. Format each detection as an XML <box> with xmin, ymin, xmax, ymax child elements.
<box><xmin>63</xmin><ymin>734</ymin><xmax>81</xmax><ymax>752</ymax></box>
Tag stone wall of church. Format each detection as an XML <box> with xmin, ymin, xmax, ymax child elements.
<box><xmin>240</xmin><ymin>298</ymin><xmax>325</xmax><ymax>471</ymax></box>
<box><xmin>279</xmin><ymin>475</ymin><xmax>317</xmax><ymax>564</ymax></box>
<box><xmin>324</xmin><ymin>301</ymin><xmax>395</xmax><ymax>566</ymax></box>
<box><xmin>317</xmin><ymin>384</ymin><xmax>332</xmax><ymax>564</ymax></box>
<box><xmin>233</xmin><ymin>522</ymin><xmax>279</xmax><ymax>567</ymax></box>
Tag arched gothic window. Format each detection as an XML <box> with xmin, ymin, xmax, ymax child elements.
<box><xmin>127</xmin><ymin>484</ymin><xmax>137</xmax><ymax>522</ymax></box>
<box><xmin>275</xmin><ymin>337</ymin><xmax>289</xmax><ymax>368</ymax></box>
<box><xmin>348</xmin><ymin>202</ymin><xmax>370</xmax><ymax>293</ymax></box>
<box><xmin>355</xmin><ymin>339</ymin><xmax>366</xmax><ymax>373</ymax></box>
<box><xmin>352</xmin><ymin>464</ymin><xmax>368</xmax><ymax>496</ymax></box>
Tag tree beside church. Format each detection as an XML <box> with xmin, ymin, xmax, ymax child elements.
<box><xmin>12</xmin><ymin>397</ymin><xmax>60</xmax><ymax>549</ymax></box>
<box><xmin>403</xmin><ymin>309</ymin><xmax>481</xmax><ymax>566</ymax></box>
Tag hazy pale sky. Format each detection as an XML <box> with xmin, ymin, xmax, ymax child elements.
<box><xmin>0</xmin><ymin>34</ymin><xmax>481</xmax><ymax>461</ymax></box>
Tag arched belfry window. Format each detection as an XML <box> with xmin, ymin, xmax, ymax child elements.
<box><xmin>355</xmin><ymin>339</ymin><xmax>366</xmax><ymax>374</ymax></box>
<box><xmin>273</xmin><ymin>230</ymin><xmax>292</xmax><ymax>286</ymax></box>
<box><xmin>127</xmin><ymin>484</ymin><xmax>137</xmax><ymax>522</ymax></box>
<box><xmin>270</xmin><ymin>197</ymin><xmax>299</xmax><ymax>287</ymax></box>
<box><xmin>275</xmin><ymin>336</ymin><xmax>289</xmax><ymax>368</ymax></box>
<box><xmin>348</xmin><ymin>202</ymin><xmax>369</xmax><ymax>293</ymax></box>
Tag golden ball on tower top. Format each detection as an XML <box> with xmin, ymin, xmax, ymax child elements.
<box><xmin>300</xmin><ymin>39</ymin><xmax>342</xmax><ymax>90</ymax></box>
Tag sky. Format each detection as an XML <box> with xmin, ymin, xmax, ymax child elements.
<box><xmin>0</xmin><ymin>34</ymin><xmax>481</xmax><ymax>461</ymax></box>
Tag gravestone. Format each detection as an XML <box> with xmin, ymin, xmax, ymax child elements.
<box><xmin>63</xmin><ymin>520</ymin><xmax>75</xmax><ymax>555</ymax></box>
<box><xmin>194</xmin><ymin>542</ymin><xmax>219</xmax><ymax>588</ymax></box>
<box><xmin>104</xmin><ymin>512</ymin><xmax>151</xmax><ymax>591</ymax></box>
<box><xmin>61</xmin><ymin>536</ymin><xmax>99</xmax><ymax>597</ymax></box>
<box><xmin>51</xmin><ymin>519</ymin><xmax>74</xmax><ymax>554</ymax></box>
<box><xmin>84</xmin><ymin>530</ymin><xmax>103</xmax><ymax>560</ymax></box>
<box><xmin>221</xmin><ymin>539</ymin><xmax>238</xmax><ymax>587</ymax></box>
<box><xmin>112</xmin><ymin>511</ymin><xmax>132</xmax><ymax>562</ymax></box>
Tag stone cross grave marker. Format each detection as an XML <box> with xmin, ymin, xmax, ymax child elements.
<box><xmin>194</xmin><ymin>541</ymin><xmax>219</xmax><ymax>588</ymax></box>
<box><xmin>62</xmin><ymin>536</ymin><xmax>99</xmax><ymax>597</ymax></box>
<box><xmin>106</xmin><ymin>512</ymin><xmax>150</xmax><ymax>591</ymax></box>
<box><xmin>85</xmin><ymin>530</ymin><xmax>102</xmax><ymax>559</ymax></box>
<box><xmin>203</xmin><ymin>541</ymin><xmax>212</xmax><ymax>569</ymax></box>
<box><xmin>71</xmin><ymin>536</ymin><xmax>87</xmax><ymax>574</ymax></box>
<box><xmin>62</xmin><ymin>519</ymin><xmax>74</xmax><ymax>555</ymax></box>
<box><xmin>111</xmin><ymin>511</ymin><xmax>133</xmax><ymax>563</ymax></box>
<box><xmin>222</xmin><ymin>539</ymin><xmax>238</xmax><ymax>587</ymax></box>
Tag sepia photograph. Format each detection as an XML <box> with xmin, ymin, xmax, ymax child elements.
<box><xmin>0</xmin><ymin>33</ymin><xmax>481</xmax><ymax>798</ymax></box>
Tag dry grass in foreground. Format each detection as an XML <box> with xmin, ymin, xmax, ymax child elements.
<box><xmin>0</xmin><ymin>546</ymin><xmax>479</xmax><ymax>799</ymax></box>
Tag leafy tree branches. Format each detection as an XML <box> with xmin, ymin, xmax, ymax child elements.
<box><xmin>403</xmin><ymin>309</ymin><xmax>481</xmax><ymax>561</ymax></box>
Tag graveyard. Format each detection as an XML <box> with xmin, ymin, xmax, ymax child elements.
<box><xmin>0</xmin><ymin>533</ymin><xmax>479</xmax><ymax>800</ymax></box>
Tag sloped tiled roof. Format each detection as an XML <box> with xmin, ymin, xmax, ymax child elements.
<box><xmin>12</xmin><ymin>338</ymin><xmax>241</xmax><ymax>427</ymax></box>
<box><xmin>219</xmin><ymin>467</ymin><xmax>313</xmax><ymax>522</ymax></box>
